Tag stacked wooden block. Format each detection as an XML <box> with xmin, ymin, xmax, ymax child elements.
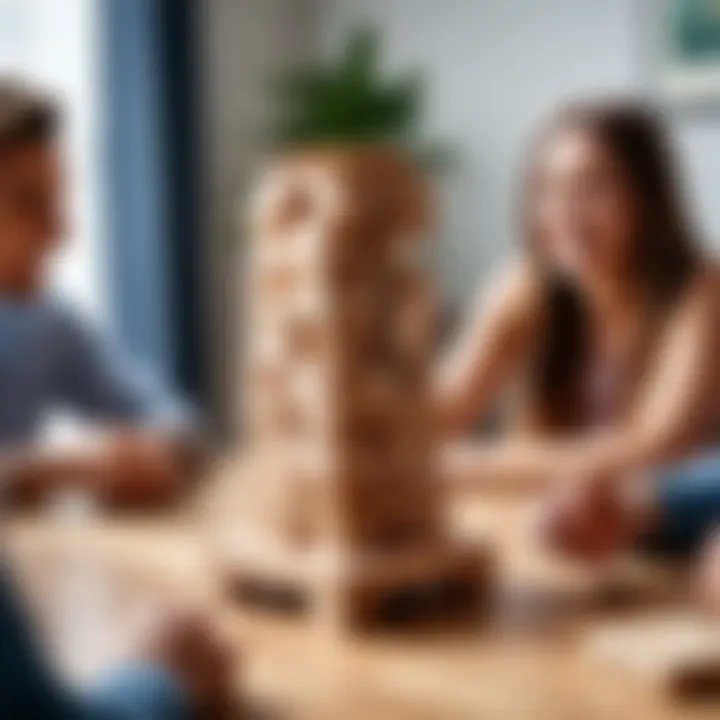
<box><xmin>218</xmin><ymin>147</ymin><xmax>486</xmax><ymax>629</ymax></box>
<box><xmin>245</xmin><ymin>148</ymin><xmax>440</xmax><ymax>551</ymax></box>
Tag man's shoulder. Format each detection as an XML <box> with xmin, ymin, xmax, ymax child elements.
<box><xmin>40</xmin><ymin>296</ymin><xmax>96</xmax><ymax>335</ymax></box>
<box><xmin>33</xmin><ymin>297</ymin><xmax>106</xmax><ymax>363</ymax></box>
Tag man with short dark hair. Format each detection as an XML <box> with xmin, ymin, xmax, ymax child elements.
<box><xmin>0</xmin><ymin>79</ymin><xmax>229</xmax><ymax>718</ymax></box>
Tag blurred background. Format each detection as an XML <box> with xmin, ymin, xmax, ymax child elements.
<box><xmin>2</xmin><ymin>0</ymin><xmax>719</xmax><ymax>442</ymax></box>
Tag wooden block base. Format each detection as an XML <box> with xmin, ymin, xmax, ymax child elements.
<box><xmin>219</xmin><ymin>530</ymin><xmax>493</xmax><ymax>632</ymax></box>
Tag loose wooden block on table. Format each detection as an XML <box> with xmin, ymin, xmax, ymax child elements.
<box><xmin>584</xmin><ymin>612</ymin><xmax>720</xmax><ymax>698</ymax></box>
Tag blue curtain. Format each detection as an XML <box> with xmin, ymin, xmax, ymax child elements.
<box><xmin>104</xmin><ymin>0</ymin><xmax>202</xmax><ymax>401</ymax></box>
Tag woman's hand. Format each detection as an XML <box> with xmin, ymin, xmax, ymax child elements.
<box><xmin>537</xmin><ymin>474</ymin><xmax>635</xmax><ymax>561</ymax></box>
<box><xmin>697</xmin><ymin>529</ymin><xmax>720</xmax><ymax>614</ymax></box>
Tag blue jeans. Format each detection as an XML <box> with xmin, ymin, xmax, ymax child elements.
<box><xmin>82</xmin><ymin>665</ymin><xmax>191</xmax><ymax>720</ymax></box>
<box><xmin>644</xmin><ymin>451</ymin><xmax>720</xmax><ymax>556</ymax></box>
<box><xmin>0</xmin><ymin>563</ymin><xmax>191</xmax><ymax>719</ymax></box>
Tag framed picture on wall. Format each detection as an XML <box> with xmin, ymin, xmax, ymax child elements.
<box><xmin>661</xmin><ymin>0</ymin><xmax>720</xmax><ymax>102</ymax></box>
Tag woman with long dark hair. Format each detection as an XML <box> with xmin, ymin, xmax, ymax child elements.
<box><xmin>438</xmin><ymin>101</ymin><xmax>720</xmax><ymax>601</ymax></box>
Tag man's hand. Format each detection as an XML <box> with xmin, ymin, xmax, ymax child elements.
<box><xmin>1</xmin><ymin>430</ymin><xmax>194</xmax><ymax>510</ymax></box>
<box><xmin>98</xmin><ymin>431</ymin><xmax>183</xmax><ymax>507</ymax></box>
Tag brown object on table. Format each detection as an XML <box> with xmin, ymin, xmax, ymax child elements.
<box><xmin>216</xmin><ymin>148</ymin><xmax>492</xmax><ymax>632</ymax></box>
<box><xmin>584</xmin><ymin>612</ymin><xmax>720</xmax><ymax>699</ymax></box>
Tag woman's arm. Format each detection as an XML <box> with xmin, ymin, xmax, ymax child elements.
<box><xmin>445</xmin><ymin>267</ymin><xmax>720</xmax><ymax>491</ymax></box>
<box><xmin>436</xmin><ymin>262</ymin><xmax>538</xmax><ymax>438</ymax></box>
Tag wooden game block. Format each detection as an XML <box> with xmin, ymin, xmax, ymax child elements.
<box><xmin>219</xmin><ymin>528</ymin><xmax>492</xmax><ymax>633</ymax></box>
<box><xmin>282</xmin><ymin>313</ymin><xmax>330</xmax><ymax>364</ymax></box>
<box><xmin>258</xmin><ymin>262</ymin><xmax>302</xmax><ymax>297</ymax></box>
<box><xmin>253</xmin><ymin>262</ymin><xmax>330</xmax><ymax>320</ymax></box>
<box><xmin>392</xmin><ymin>273</ymin><xmax>435</xmax><ymax>353</ymax></box>
<box><xmin>326</xmin><ymin>237</ymin><xmax>379</xmax><ymax>306</ymax></box>
<box><xmin>338</xmin><ymin>451</ymin><xmax>408</xmax><ymax>492</ymax></box>
<box><xmin>251</xmin><ymin>322</ymin><xmax>287</xmax><ymax>368</ymax></box>
<box><xmin>249</xmin><ymin>313</ymin><xmax>332</xmax><ymax>375</ymax></box>
<box><xmin>341</xmin><ymin>417</ymin><xmax>397</xmax><ymax>457</ymax></box>
<box><xmin>340</xmin><ymin>457</ymin><xmax>437</xmax><ymax>496</ymax></box>
<box><xmin>248</xmin><ymin>369</ymin><xmax>332</xmax><ymax>443</ymax></box>
<box><xmin>244</xmin><ymin>393</ymin><xmax>290</xmax><ymax>445</ymax></box>
<box><xmin>269</xmin><ymin>397</ymin><xmax>311</xmax><ymax>440</ymax></box>
<box><xmin>332</xmin><ymin>250</ymin><xmax>428</xmax><ymax>309</ymax></box>
<box><xmin>336</xmin><ymin>298</ymin><xmax>379</xmax><ymax>352</ymax></box>
<box><xmin>584</xmin><ymin>612</ymin><xmax>720</xmax><ymax>698</ymax></box>
<box><xmin>251</xmin><ymin>158</ymin><xmax>341</xmax><ymax>240</ymax></box>
<box><xmin>333</xmin><ymin>148</ymin><xmax>432</xmax><ymax>238</ymax></box>
<box><xmin>347</xmin><ymin>334</ymin><xmax>429</xmax><ymax>386</ymax></box>
<box><xmin>315</xmin><ymin>548</ymin><xmax>487</xmax><ymax>630</ymax></box>
<box><xmin>339</xmin><ymin>425</ymin><xmax>435</xmax><ymax>485</ymax></box>
<box><xmin>340</xmin><ymin>376</ymin><xmax>429</xmax><ymax>416</ymax></box>
<box><xmin>245</xmin><ymin>361</ymin><xmax>285</xmax><ymax>394</ymax></box>
<box><xmin>346</xmin><ymin>514</ymin><xmax>442</xmax><ymax>551</ymax></box>
<box><xmin>215</xmin><ymin>451</ymin><xmax>346</xmax><ymax>551</ymax></box>
<box><xmin>325</xmin><ymin>473</ymin><xmax>441</xmax><ymax>549</ymax></box>
<box><xmin>352</xmin><ymin>367</ymin><xmax>408</xmax><ymax>410</ymax></box>
<box><xmin>246</xmin><ymin>477</ymin><xmax>322</xmax><ymax>548</ymax></box>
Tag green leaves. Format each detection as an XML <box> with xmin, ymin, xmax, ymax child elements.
<box><xmin>341</xmin><ymin>25</ymin><xmax>379</xmax><ymax>92</ymax></box>
<box><xmin>268</xmin><ymin>25</ymin><xmax>451</xmax><ymax>171</ymax></box>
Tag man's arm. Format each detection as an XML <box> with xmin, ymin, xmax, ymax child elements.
<box><xmin>5</xmin><ymin>308</ymin><xmax>203</xmax><ymax>508</ymax></box>
<box><xmin>1</xmin><ymin>433</ymin><xmax>194</xmax><ymax>508</ymax></box>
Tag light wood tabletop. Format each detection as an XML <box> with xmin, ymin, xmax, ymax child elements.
<box><xmin>4</xmin><ymin>496</ymin><xmax>718</xmax><ymax>720</ymax></box>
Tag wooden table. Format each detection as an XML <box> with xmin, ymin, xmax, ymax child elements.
<box><xmin>4</xmin><ymin>498</ymin><xmax>718</xmax><ymax>719</ymax></box>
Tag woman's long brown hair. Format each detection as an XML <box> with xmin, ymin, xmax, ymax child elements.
<box><xmin>523</xmin><ymin>101</ymin><xmax>700</xmax><ymax>432</ymax></box>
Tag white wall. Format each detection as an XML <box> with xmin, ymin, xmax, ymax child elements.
<box><xmin>0</xmin><ymin>0</ymin><xmax>106</xmax><ymax>321</ymax></box>
<box><xmin>676</xmin><ymin>121</ymin><xmax>720</xmax><ymax>249</ymax></box>
<box><xmin>200</xmin><ymin>0</ymin><xmax>317</xmax><ymax>435</ymax></box>
<box><xmin>316</xmin><ymin>0</ymin><xmax>720</xmax><ymax>306</ymax></box>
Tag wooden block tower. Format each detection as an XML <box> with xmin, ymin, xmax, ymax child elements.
<box><xmin>222</xmin><ymin>147</ymin><xmax>487</xmax><ymax>628</ymax></box>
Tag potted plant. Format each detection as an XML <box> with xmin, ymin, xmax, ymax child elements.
<box><xmin>267</xmin><ymin>26</ymin><xmax>451</xmax><ymax>171</ymax></box>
